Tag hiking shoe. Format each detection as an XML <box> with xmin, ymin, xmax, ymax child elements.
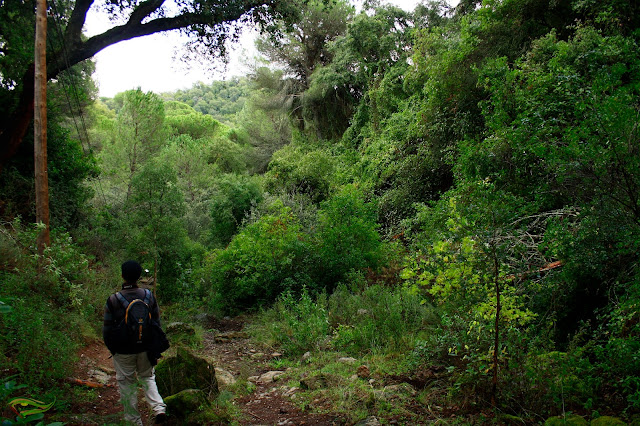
<box><xmin>154</xmin><ymin>412</ymin><xmax>167</xmax><ymax>424</ymax></box>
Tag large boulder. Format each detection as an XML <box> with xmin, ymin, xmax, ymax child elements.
<box><xmin>155</xmin><ymin>347</ymin><xmax>219</xmax><ymax>399</ymax></box>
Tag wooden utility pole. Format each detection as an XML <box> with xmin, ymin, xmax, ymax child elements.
<box><xmin>34</xmin><ymin>0</ymin><xmax>50</xmax><ymax>256</ymax></box>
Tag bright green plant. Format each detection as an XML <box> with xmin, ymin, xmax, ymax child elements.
<box><xmin>401</xmin><ymin>182</ymin><xmax>543</xmax><ymax>404</ymax></box>
<box><xmin>251</xmin><ymin>289</ymin><xmax>330</xmax><ymax>356</ymax></box>
<box><xmin>329</xmin><ymin>282</ymin><xmax>437</xmax><ymax>355</ymax></box>
<box><xmin>315</xmin><ymin>185</ymin><xmax>384</xmax><ymax>292</ymax></box>
<box><xmin>203</xmin><ymin>202</ymin><xmax>312</xmax><ymax>312</ymax></box>
<box><xmin>6</xmin><ymin>397</ymin><xmax>57</xmax><ymax>424</ymax></box>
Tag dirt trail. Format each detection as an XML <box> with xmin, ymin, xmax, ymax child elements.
<box><xmin>61</xmin><ymin>317</ymin><xmax>342</xmax><ymax>425</ymax></box>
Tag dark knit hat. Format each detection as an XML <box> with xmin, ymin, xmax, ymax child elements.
<box><xmin>121</xmin><ymin>260</ymin><xmax>142</xmax><ymax>283</ymax></box>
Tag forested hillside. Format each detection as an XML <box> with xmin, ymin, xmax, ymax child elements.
<box><xmin>1</xmin><ymin>0</ymin><xmax>640</xmax><ymax>423</ymax></box>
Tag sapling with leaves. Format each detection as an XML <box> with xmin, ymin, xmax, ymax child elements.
<box><xmin>126</xmin><ymin>158</ymin><xmax>187</xmax><ymax>299</ymax></box>
<box><xmin>96</xmin><ymin>89</ymin><xmax>167</xmax><ymax>209</ymax></box>
<box><xmin>402</xmin><ymin>181</ymin><xmax>559</xmax><ymax>405</ymax></box>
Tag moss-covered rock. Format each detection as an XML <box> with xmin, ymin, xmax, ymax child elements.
<box><xmin>165</xmin><ymin>389</ymin><xmax>210</xmax><ymax>420</ymax></box>
<box><xmin>155</xmin><ymin>347</ymin><xmax>219</xmax><ymax>399</ymax></box>
<box><xmin>166</xmin><ymin>321</ymin><xmax>196</xmax><ymax>336</ymax></box>
<box><xmin>591</xmin><ymin>417</ymin><xmax>627</xmax><ymax>425</ymax></box>
<box><xmin>544</xmin><ymin>415</ymin><xmax>589</xmax><ymax>426</ymax></box>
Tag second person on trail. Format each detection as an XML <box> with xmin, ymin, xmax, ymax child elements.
<box><xmin>103</xmin><ymin>260</ymin><xmax>168</xmax><ymax>425</ymax></box>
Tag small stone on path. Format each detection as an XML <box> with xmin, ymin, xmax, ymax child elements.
<box><xmin>252</xmin><ymin>370</ymin><xmax>285</xmax><ymax>384</ymax></box>
<box><xmin>215</xmin><ymin>367</ymin><xmax>236</xmax><ymax>386</ymax></box>
<box><xmin>355</xmin><ymin>416</ymin><xmax>381</xmax><ymax>426</ymax></box>
<box><xmin>357</xmin><ymin>365</ymin><xmax>370</xmax><ymax>378</ymax></box>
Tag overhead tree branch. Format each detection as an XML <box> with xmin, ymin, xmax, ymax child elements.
<box><xmin>0</xmin><ymin>0</ymin><xmax>285</xmax><ymax>173</ymax></box>
<box><xmin>129</xmin><ymin>0</ymin><xmax>165</xmax><ymax>25</ymax></box>
<box><xmin>64</xmin><ymin>0</ymin><xmax>94</xmax><ymax>47</ymax></box>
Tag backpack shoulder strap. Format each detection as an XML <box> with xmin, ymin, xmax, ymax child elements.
<box><xmin>142</xmin><ymin>289</ymin><xmax>152</xmax><ymax>305</ymax></box>
<box><xmin>115</xmin><ymin>292</ymin><xmax>130</xmax><ymax>309</ymax></box>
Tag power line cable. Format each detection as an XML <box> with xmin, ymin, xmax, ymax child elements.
<box><xmin>48</xmin><ymin>0</ymin><xmax>91</xmax><ymax>153</ymax></box>
<box><xmin>48</xmin><ymin>0</ymin><xmax>108</xmax><ymax>205</ymax></box>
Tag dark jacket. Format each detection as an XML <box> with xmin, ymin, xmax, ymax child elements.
<box><xmin>103</xmin><ymin>283</ymin><xmax>161</xmax><ymax>355</ymax></box>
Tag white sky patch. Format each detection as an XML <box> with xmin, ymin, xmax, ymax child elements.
<box><xmin>86</xmin><ymin>0</ymin><xmax>456</xmax><ymax>98</ymax></box>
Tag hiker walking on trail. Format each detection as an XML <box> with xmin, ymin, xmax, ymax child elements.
<box><xmin>103</xmin><ymin>260</ymin><xmax>168</xmax><ymax>425</ymax></box>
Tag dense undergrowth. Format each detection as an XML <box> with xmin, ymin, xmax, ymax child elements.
<box><xmin>244</xmin><ymin>280</ymin><xmax>640</xmax><ymax>423</ymax></box>
<box><xmin>0</xmin><ymin>220</ymin><xmax>112</xmax><ymax>422</ymax></box>
<box><xmin>1</xmin><ymin>217</ymin><xmax>639</xmax><ymax>423</ymax></box>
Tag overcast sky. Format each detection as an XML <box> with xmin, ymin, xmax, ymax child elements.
<box><xmin>85</xmin><ymin>0</ymin><xmax>451</xmax><ymax>98</ymax></box>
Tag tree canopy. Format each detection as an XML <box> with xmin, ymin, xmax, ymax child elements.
<box><xmin>0</xmin><ymin>0</ymin><xmax>302</xmax><ymax>172</ymax></box>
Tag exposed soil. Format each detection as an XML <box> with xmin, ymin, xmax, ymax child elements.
<box><xmin>200</xmin><ymin>317</ymin><xmax>343</xmax><ymax>426</ymax></box>
<box><xmin>57</xmin><ymin>317</ymin><xmax>345</xmax><ymax>425</ymax></box>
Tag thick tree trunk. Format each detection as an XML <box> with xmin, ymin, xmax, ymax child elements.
<box><xmin>0</xmin><ymin>66</ymin><xmax>35</xmax><ymax>175</ymax></box>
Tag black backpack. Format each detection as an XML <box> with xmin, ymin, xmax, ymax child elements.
<box><xmin>114</xmin><ymin>289</ymin><xmax>153</xmax><ymax>351</ymax></box>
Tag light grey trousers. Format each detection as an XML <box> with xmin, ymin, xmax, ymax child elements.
<box><xmin>113</xmin><ymin>352</ymin><xmax>166</xmax><ymax>425</ymax></box>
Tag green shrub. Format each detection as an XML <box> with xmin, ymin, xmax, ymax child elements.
<box><xmin>265</xmin><ymin>144</ymin><xmax>336</xmax><ymax>204</ymax></box>
<box><xmin>209</xmin><ymin>173</ymin><xmax>263</xmax><ymax>246</ymax></box>
<box><xmin>0</xmin><ymin>289</ymin><xmax>78</xmax><ymax>386</ymax></box>
<box><xmin>315</xmin><ymin>185</ymin><xmax>385</xmax><ymax>292</ymax></box>
<box><xmin>0</xmin><ymin>221</ymin><xmax>111</xmax><ymax>389</ymax></box>
<box><xmin>249</xmin><ymin>289</ymin><xmax>330</xmax><ymax>356</ymax></box>
<box><xmin>329</xmin><ymin>282</ymin><xmax>438</xmax><ymax>355</ymax></box>
<box><xmin>203</xmin><ymin>203</ymin><xmax>312</xmax><ymax>313</ymax></box>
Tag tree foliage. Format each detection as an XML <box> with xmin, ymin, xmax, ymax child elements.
<box><xmin>204</xmin><ymin>203</ymin><xmax>310</xmax><ymax>312</ymax></box>
<box><xmin>256</xmin><ymin>0</ymin><xmax>354</xmax><ymax>88</ymax></box>
<box><xmin>4</xmin><ymin>0</ymin><xmax>640</xmax><ymax>418</ymax></box>
<box><xmin>0</xmin><ymin>0</ymin><xmax>304</xmax><ymax>171</ymax></box>
<box><xmin>162</xmin><ymin>78</ymin><xmax>252</xmax><ymax>124</ymax></box>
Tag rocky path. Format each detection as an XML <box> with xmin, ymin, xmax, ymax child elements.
<box><xmin>201</xmin><ymin>318</ymin><xmax>341</xmax><ymax>425</ymax></box>
<box><xmin>61</xmin><ymin>317</ymin><xmax>342</xmax><ymax>425</ymax></box>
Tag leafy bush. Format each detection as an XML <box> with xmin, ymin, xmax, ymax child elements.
<box><xmin>209</xmin><ymin>173</ymin><xmax>263</xmax><ymax>246</ymax></box>
<box><xmin>248</xmin><ymin>277</ymin><xmax>437</xmax><ymax>358</ymax></box>
<box><xmin>314</xmin><ymin>185</ymin><xmax>385</xmax><ymax>292</ymax></box>
<box><xmin>203</xmin><ymin>203</ymin><xmax>312</xmax><ymax>313</ymax></box>
<box><xmin>0</xmin><ymin>221</ymin><xmax>111</xmax><ymax>389</ymax></box>
<box><xmin>265</xmin><ymin>144</ymin><xmax>336</xmax><ymax>203</ymax></box>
